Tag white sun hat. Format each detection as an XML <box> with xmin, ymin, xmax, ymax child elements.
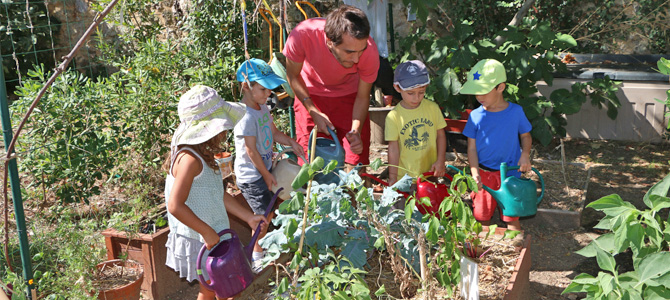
<box><xmin>170</xmin><ymin>85</ymin><xmax>245</xmax><ymax>153</ymax></box>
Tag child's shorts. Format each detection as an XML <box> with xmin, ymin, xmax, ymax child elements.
<box><xmin>470</xmin><ymin>168</ymin><xmax>520</xmax><ymax>223</ymax></box>
<box><xmin>238</xmin><ymin>177</ymin><xmax>274</xmax><ymax>215</ymax></box>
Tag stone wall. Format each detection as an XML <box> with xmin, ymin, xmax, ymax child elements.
<box><xmin>46</xmin><ymin>0</ymin><xmax>115</xmax><ymax>75</ymax></box>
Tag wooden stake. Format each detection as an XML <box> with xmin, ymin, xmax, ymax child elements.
<box><xmin>293</xmin><ymin>125</ymin><xmax>318</xmax><ymax>287</ymax></box>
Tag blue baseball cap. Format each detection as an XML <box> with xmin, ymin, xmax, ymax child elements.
<box><xmin>394</xmin><ymin>60</ymin><xmax>430</xmax><ymax>91</ymax></box>
<box><xmin>236</xmin><ymin>58</ymin><xmax>286</xmax><ymax>89</ymax></box>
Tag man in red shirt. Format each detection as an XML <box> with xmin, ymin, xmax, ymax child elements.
<box><xmin>283</xmin><ymin>5</ymin><xmax>380</xmax><ymax>167</ymax></box>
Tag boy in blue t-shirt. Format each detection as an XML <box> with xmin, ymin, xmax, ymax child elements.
<box><xmin>234</xmin><ymin>58</ymin><xmax>304</xmax><ymax>272</ymax></box>
<box><xmin>460</xmin><ymin>59</ymin><xmax>532</xmax><ymax>232</ymax></box>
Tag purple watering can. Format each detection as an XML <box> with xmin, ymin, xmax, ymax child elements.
<box><xmin>196</xmin><ymin>187</ymin><xmax>283</xmax><ymax>298</ymax></box>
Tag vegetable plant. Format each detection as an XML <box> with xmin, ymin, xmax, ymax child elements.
<box><xmin>260</xmin><ymin>157</ymin><xmax>519</xmax><ymax>298</ymax></box>
<box><xmin>563</xmin><ymin>172</ymin><xmax>670</xmax><ymax>299</ymax></box>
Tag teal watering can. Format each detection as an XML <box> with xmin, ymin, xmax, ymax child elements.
<box><xmin>309</xmin><ymin>127</ymin><xmax>345</xmax><ymax>185</ymax></box>
<box><xmin>481</xmin><ymin>162</ymin><xmax>545</xmax><ymax>217</ymax></box>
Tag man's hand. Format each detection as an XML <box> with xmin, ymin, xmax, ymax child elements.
<box><xmin>345</xmin><ymin>130</ymin><xmax>363</xmax><ymax>154</ymax></box>
<box><xmin>309</xmin><ymin>110</ymin><xmax>335</xmax><ymax>133</ymax></box>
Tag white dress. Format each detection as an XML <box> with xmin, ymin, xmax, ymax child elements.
<box><xmin>164</xmin><ymin>147</ymin><xmax>230</xmax><ymax>282</ymax></box>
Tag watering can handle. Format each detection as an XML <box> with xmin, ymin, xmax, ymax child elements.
<box><xmin>504</xmin><ymin>165</ymin><xmax>545</xmax><ymax>204</ymax></box>
<box><xmin>244</xmin><ymin>187</ymin><xmax>284</xmax><ymax>258</ymax></box>
<box><xmin>307</xmin><ymin>127</ymin><xmax>341</xmax><ymax>162</ymax></box>
<box><xmin>272</xmin><ymin>147</ymin><xmax>308</xmax><ymax>169</ymax></box>
<box><xmin>360</xmin><ymin>173</ymin><xmax>389</xmax><ymax>187</ymax></box>
<box><xmin>420</xmin><ymin>172</ymin><xmax>454</xmax><ymax>183</ymax></box>
<box><xmin>446</xmin><ymin>165</ymin><xmax>465</xmax><ymax>175</ymax></box>
<box><xmin>196</xmin><ymin>228</ymin><xmax>237</xmax><ymax>289</ymax></box>
<box><xmin>360</xmin><ymin>173</ymin><xmax>411</xmax><ymax>198</ymax></box>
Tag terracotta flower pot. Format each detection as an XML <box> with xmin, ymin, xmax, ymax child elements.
<box><xmin>95</xmin><ymin>259</ymin><xmax>144</xmax><ymax>300</ymax></box>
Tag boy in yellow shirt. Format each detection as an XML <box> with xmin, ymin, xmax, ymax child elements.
<box><xmin>385</xmin><ymin>60</ymin><xmax>447</xmax><ymax>185</ymax></box>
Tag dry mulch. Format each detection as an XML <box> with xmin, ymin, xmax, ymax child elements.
<box><xmin>92</xmin><ymin>260</ymin><xmax>142</xmax><ymax>292</ymax></box>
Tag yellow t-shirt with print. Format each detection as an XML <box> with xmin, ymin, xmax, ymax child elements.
<box><xmin>384</xmin><ymin>100</ymin><xmax>447</xmax><ymax>179</ymax></box>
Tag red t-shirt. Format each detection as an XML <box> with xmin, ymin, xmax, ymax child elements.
<box><xmin>283</xmin><ymin>18</ymin><xmax>380</xmax><ymax>97</ymax></box>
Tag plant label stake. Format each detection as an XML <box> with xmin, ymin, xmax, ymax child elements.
<box><xmin>459</xmin><ymin>256</ymin><xmax>479</xmax><ymax>300</ymax></box>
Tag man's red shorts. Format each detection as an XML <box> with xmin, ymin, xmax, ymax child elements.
<box><xmin>293</xmin><ymin>92</ymin><xmax>370</xmax><ymax>165</ymax></box>
<box><xmin>470</xmin><ymin>169</ymin><xmax>520</xmax><ymax>223</ymax></box>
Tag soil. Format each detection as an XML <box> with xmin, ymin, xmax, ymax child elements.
<box><xmin>162</xmin><ymin>138</ymin><xmax>670</xmax><ymax>299</ymax></box>
<box><xmin>93</xmin><ymin>260</ymin><xmax>142</xmax><ymax>292</ymax></box>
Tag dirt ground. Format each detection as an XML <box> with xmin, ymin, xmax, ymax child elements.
<box><xmin>163</xmin><ymin>137</ymin><xmax>670</xmax><ymax>300</ymax></box>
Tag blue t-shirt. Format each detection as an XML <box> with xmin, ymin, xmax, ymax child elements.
<box><xmin>463</xmin><ymin>103</ymin><xmax>531</xmax><ymax>170</ymax></box>
<box><xmin>234</xmin><ymin>105</ymin><xmax>274</xmax><ymax>184</ymax></box>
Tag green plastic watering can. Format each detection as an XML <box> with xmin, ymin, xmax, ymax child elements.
<box><xmin>481</xmin><ymin>162</ymin><xmax>545</xmax><ymax>217</ymax></box>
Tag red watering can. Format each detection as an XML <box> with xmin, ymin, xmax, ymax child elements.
<box><xmin>415</xmin><ymin>165</ymin><xmax>463</xmax><ymax>216</ymax></box>
<box><xmin>416</xmin><ymin>172</ymin><xmax>453</xmax><ymax>216</ymax></box>
<box><xmin>196</xmin><ymin>187</ymin><xmax>283</xmax><ymax>298</ymax></box>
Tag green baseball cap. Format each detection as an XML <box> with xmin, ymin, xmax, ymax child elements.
<box><xmin>459</xmin><ymin>59</ymin><xmax>507</xmax><ymax>95</ymax></box>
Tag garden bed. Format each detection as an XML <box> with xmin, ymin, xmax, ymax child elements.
<box><xmin>252</xmin><ymin>227</ymin><xmax>531</xmax><ymax>300</ymax></box>
<box><xmin>366</xmin><ymin>227</ymin><xmax>531</xmax><ymax>300</ymax></box>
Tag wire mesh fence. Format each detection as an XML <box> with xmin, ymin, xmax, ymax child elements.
<box><xmin>1</xmin><ymin>0</ymin><xmax>111</xmax><ymax>100</ymax></box>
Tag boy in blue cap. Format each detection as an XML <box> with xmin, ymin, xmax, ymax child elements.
<box><xmin>234</xmin><ymin>58</ymin><xmax>304</xmax><ymax>271</ymax></box>
<box><xmin>460</xmin><ymin>59</ymin><xmax>532</xmax><ymax>232</ymax></box>
<box><xmin>385</xmin><ymin>60</ymin><xmax>447</xmax><ymax>185</ymax></box>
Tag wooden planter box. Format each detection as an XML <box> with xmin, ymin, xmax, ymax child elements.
<box><xmin>484</xmin><ymin>227</ymin><xmax>531</xmax><ymax>300</ymax></box>
<box><xmin>102</xmin><ymin>193</ymin><xmax>254</xmax><ymax>299</ymax></box>
<box><xmin>101</xmin><ymin>225</ymin><xmax>182</xmax><ymax>300</ymax></box>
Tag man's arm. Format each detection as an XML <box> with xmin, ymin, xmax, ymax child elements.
<box><xmin>345</xmin><ymin>79</ymin><xmax>373</xmax><ymax>154</ymax></box>
<box><xmin>285</xmin><ymin>58</ymin><xmax>334</xmax><ymax>132</ymax></box>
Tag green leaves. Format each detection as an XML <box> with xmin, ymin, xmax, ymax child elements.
<box><xmin>587</xmin><ymin>194</ymin><xmax>637</xmax><ymax>216</ymax></box>
<box><xmin>567</xmin><ymin>175</ymin><xmax>670</xmax><ymax>298</ymax></box>
<box><xmin>551</xmin><ymin>88</ymin><xmax>583</xmax><ymax>115</ymax></box>
<box><xmin>528</xmin><ymin>21</ymin><xmax>553</xmax><ymax>46</ymax></box>
<box><xmin>310</xmin><ymin>156</ymin><xmax>325</xmax><ymax>172</ymax></box>
<box><xmin>638</xmin><ymin>252</ymin><xmax>670</xmax><ymax>286</ymax></box>
<box><xmin>643</xmin><ymin>173</ymin><xmax>670</xmax><ymax>209</ymax></box>
<box><xmin>595</xmin><ymin>247</ymin><xmax>616</xmax><ymax>273</ymax></box>
<box><xmin>369</xmin><ymin>158</ymin><xmax>383</xmax><ymax>171</ymax></box>
<box><xmin>291</xmin><ymin>164</ymin><xmax>310</xmax><ymax>190</ymax></box>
